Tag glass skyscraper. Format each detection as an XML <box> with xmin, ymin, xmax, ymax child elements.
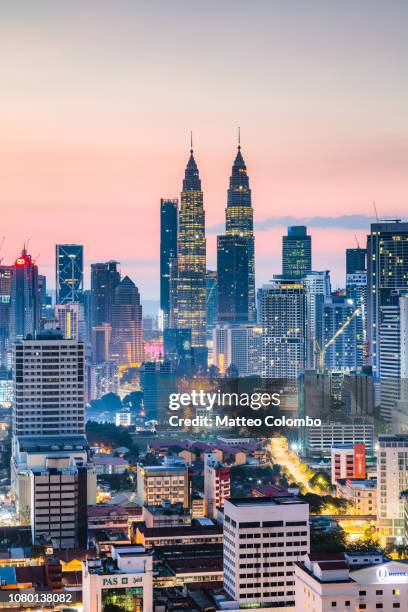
<box><xmin>55</xmin><ymin>244</ymin><xmax>84</xmax><ymax>304</ymax></box>
<box><xmin>9</xmin><ymin>249</ymin><xmax>40</xmax><ymax>343</ymax></box>
<box><xmin>224</xmin><ymin>142</ymin><xmax>255</xmax><ymax>322</ymax></box>
<box><xmin>160</xmin><ymin>199</ymin><xmax>178</xmax><ymax>329</ymax></box>
<box><xmin>91</xmin><ymin>261</ymin><xmax>121</xmax><ymax>328</ymax></box>
<box><xmin>282</xmin><ymin>226</ymin><xmax>312</xmax><ymax>278</ymax></box>
<box><xmin>217</xmin><ymin>235</ymin><xmax>249</xmax><ymax>323</ymax></box>
<box><xmin>173</xmin><ymin>146</ymin><xmax>207</xmax><ymax>348</ymax></box>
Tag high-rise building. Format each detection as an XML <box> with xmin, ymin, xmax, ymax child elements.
<box><xmin>86</xmin><ymin>360</ymin><xmax>119</xmax><ymax>402</ymax></box>
<box><xmin>346</xmin><ymin>247</ymin><xmax>366</xmax><ymax>274</ymax></box>
<box><xmin>303</xmin><ymin>271</ymin><xmax>331</xmax><ymax>368</ymax></box>
<box><xmin>282</xmin><ymin>226</ymin><xmax>312</xmax><ymax>279</ymax></box>
<box><xmin>55</xmin><ymin>244</ymin><xmax>83</xmax><ymax>304</ymax></box>
<box><xmin>12</xmin><ymin>330</ymin><xmax>85</xmax><ymax>438</ymax></box>
<box><xmin>203</xmin><ymin>452</ymin><xmax>230</xmax><ymax>518</ymax></box>
<box><xmin>223</xmin><ymin>497</ymin><xmax>309</xmax><ymax>608</ymax></box>
<box><xmin>217</xmin><ymin>235</ymin><xmax>249</xmax><ymax>323</ymax></box>
<box><xmin>163</xmin><ymin>327</ymin><xmax>192</xmax><ymax>370</ymax></box>
<box><xmin>9</xmin><ymin>249</ymin><xmax>40</xmax><ymax>343</ymax></box>
<box><xmin>55</xmin><ymin>302</ymin><xmax>85</xmax><ymax>341</ymax></box>
<box><xmin>110</xmin><ymin>276</ymin><xmax>143</xmax><ymax>367</ymax></box>
<box><xmin>323</xmin><ymin>295</ymin><xmax>358</xmax><ymax>371</ymax></box>
<box><xmin>0</xmin><ymin>265</ymin><xmax>12</xmax><ymax>367</ymax></box>
<box><xmin>346</xmin><ymin>271</ymin><xmax>367</xmax><ymax>367</ymax></box>
<box><xmin>206</xmin><ymin>270</ymin><xmax>218</xmax><ymax>340</ymax></box>
<box><xmin>160</xmin><ymin>198</ymin><xmax>178</xmax><ymax>329</ymax></box>
<box><xmin>377</xmin><ymin>434</ymin><xmax>408</xmax><ymax>544</ymax></box>
<box><xmin>378</xmin><ymin>295</ymin><xmax>408</xmax><ymax>422</ymax></box>
<box><xmin>91</xmin><ymin>261</ymin><xmax>120</xmax><ymax>327</ymax></box>
<box><xmin>221</xmin><ymin>323</ymin><xmax>262</xmax><ymax>377</ymax></box>
<box><xmin>367</xmin><ymin>221</ymin><xmax>408</xmax><ymax>375</ymax></box>
<box><xmin>140</xmin><ymin>360</ymin><xmax>176</xmax><ymax>423</ymax></box>
<box><xmin>174</xmin><ymin>146</ymin><xmax>207</xmax><ymax>348</ymax></box>
<box><xmin>92</xmin><ymin>323</ymin><xmax>112</xmax><ymax>363</ymax></box>
<box><xmin>259</xmin><ymin>279</ymin><xmax>306</xmax><ymax>379</ymax></box>
<box><xmin>224</xmin><ymin>141</ymin><xmax>255</xmax><ymax>322</ymax></box>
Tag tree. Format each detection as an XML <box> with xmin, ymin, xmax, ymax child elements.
<box><xmin>310</xmin><ymin>530</ymin><xmax>347</xmax><ymax>553</ymax></box>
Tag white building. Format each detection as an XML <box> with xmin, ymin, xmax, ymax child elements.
<box><xmin>336</xmin><ymin>479</ymin><xmax>377</xmax><ymax>516</ymax></box>
<box><xmin>259</xmin><ymin>279</ymin><xmax>306</xmax><ymax>379</ymax></box>
<box><xmin>87</xmin><ymin>360</ymin><xmax>119</xmax><ymax>402</ymax></box>
<box><xmin>115</xmin><ymin>408</ymin><xmax>131</xmax><ymax>427</ymax></box>
<box><xmin>377</xmin><ymin>434</ymin><xmax>408</xmax><ymax>544</ymax></box>
<box><xmin>223</xmin><ymin>496</ymin><xmax>309</xmax><ymax>609</ymax></box>
<box><xmin>54</xmin><ymin>302</ymin><xmax>85</xmax><ymax>341</ymax></box>
<box><xmin>82</xmin><ymin>545</ymin><xmax>153</xmax><ymax>612</ymax></box>
<box><xmin>330</xmin><ymin>444</ymin><xmax>366</xmax><ymax>485</ymax></box>
<box><xmin>224</xmin><ymin>324</ymin><xmax>262</xmax><ymax>377</ymax></box>
<box><xmin>295</xmin><ymin>553</ymin><xmax>408</xmax><ymax>611</ymax></box>
<box><xmin>306</xmin><ymin>422</ymin><xmax>374</xmax><ymax>457</ymax></box>
<box><xmin>304</xmin><ymin>271</ymin><xmax>331</xmax><ymax>369</ymax></box>
<box><xmin>203</xmin><ymin>452</ymin><xmax>230</xmax><ymax>519</ymax></box>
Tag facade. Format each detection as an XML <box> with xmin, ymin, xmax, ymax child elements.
<box><xmin>346</xmin><ymin>247</ymin><xmax>366</xmax><ymax>274</ymax></box>
<box><xmin>160</xmin><ymin>198</ymin><xmax>178</xmax><ymax>329</ymax></box>
<box><xmin>223</xmin><ymin>323</ymin><xmax>262</xmax><ymax>376</ymax></box>
<box><xmin>140</xmin><ymin>360</ymin><xmax>177</xmax><ymax>423</ymax></box>
<box><xmin>0</xmin><ymin>265</ymin><xmax>12</xmax><ymax>368</ymax></box>
<box><xmin>54</xmin><ymin>302</ymin><xmax>85</xmax><ymax>341</ymax></box>
<box><xmin>217</xmin><ymin>235</ymin><xmax>249</xmax><ymax>323</ymax></box>
<box><xmin>346</xmin><ymin>271</ymin><xmax>367</xmax><ymax>367</ymax></box>
<box><xmin>136</xmin><ymin>464</ymin><xmax>191</xmax><ymax>508</ymax></box>
<box><xmin>12</xmin><ymin>331</ymin><xmax>85</xmax><ymax>438</ymax></box>
<box><xmin>306</xmin><ymin>422</ymin><xmax>374</xmax><ymax>457</ymax></box>
<box><xmin>86</xmin><ymin>360</ymin><xmax>119</xmax><ymax>401</ymax></box>
<box><xmin>377</xmin><ymin>434</ymin><xmax>408</xmax><ymax>544</ymax></box>
<box><xmin>9</xmin><ymin>249</ymin><xmax>40</xmax><ymax>343</ymax></box>
<box><xmin>259</xmin><ymin>279</ymin><xmax>306</xmax><ymax>379</ymax></box>
<box><xmin>206</xmin><ymin>269</ymin><xmax>218</xmax><ymax>341</ymax></box>
<box><xmin>224</xmin><ymin>143</ymin><xmax>256</xmax><ymax>322</ymax></box>
<box><xmin>336</xmin><ymin>479</ymin><xmax>377</xmax><ymax>515</ymax></box>
<box><xmin>55</xmin><ymin>244</ymin><xmax>83</xmax><ymax>304</ymax></box>
<box><xmin>173</xmin><ymin>147</ymin><xmax>207</xmax><ymax>348</ymax></box>
<box><xmin>91</xmin><ymin>260</ymin><xmax>120</xmax><ymax>327</ymax></box>
<box><xmin>323</xmin><ymin>296</ymin><xmax>358</xmax><ymax>371</ymax></box>
<box><xmin>367</xmin><ymin>221</ymin><xmax>408</xmax><ymax>375</ymax></box>
<box><xmin>282</xmin><ymin>226</ymin><xmax>312</xmax><ymax>279</ymax></box>
<box><xmin>82</xmin><ymin>546</ymin><xmax>153</xmax><ymax>612</ymax></box>
<box><xmin>110</xmin><ymin>276</ymin><xmax>143</xmax><ymax>367</ymax></box>
<box><xmin>330</xmin><ymin>443</ymin><xmax>366</xmax><ymax>484</ymax></box>
<box><xmin>223</xmin><ymin>496</ymin><xmax>309</xmax><ymax>609</ymax></box>
<box><xmin>304</xmin><ymin>270</ymin><xmax>331</xmax><ymax>369</ymax></box>
<box><xmin>203</xmin><ymin>452</ymin><xmax>230</xmax><ymax>518</ymax></box>
<box><xmin>91</xmin><ymin>323</ymin><xmax>112</xmax><ymax>363</ymax></box>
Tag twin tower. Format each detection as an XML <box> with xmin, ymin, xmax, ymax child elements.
<box><xmin>163</xmin><ymin>140</ymin><xmax>255</xmax><ymax>351</ymax></box>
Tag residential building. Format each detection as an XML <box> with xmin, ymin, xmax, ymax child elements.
<box><xmin>377</xmin><ymin>434</ymin><xmax>408</xmax><ymax>544</ymax></box>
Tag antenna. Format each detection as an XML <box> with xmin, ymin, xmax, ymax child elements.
<box><xmin>373</xmin><ymin>202</ymin><xmax>379</xmax><ymax>222</ymax></box>
<box><xmin>190</xmin><ymin>131</ymin><xmax>193</xmax><ymax>151</ymax></box>
<box><xmin>238</xmin><ymin>126</ymin><xmax>241</xmax><ymax>147</ymax></box>
<box><xmin>354</xmin><ymin>234</ymin><xmax>360</xmax><ymax>249</ymax></box>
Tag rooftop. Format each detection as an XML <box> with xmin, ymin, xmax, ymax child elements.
<box><xmin>226</xmin><ymin>496</ymin><xmax>306</xmax><ymax>507</ymax></box>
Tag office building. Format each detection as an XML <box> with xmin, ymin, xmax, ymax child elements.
<box><xmin>91</xmin><ymin>323</ymin><xmax>112</xmax><ymax>363</ymax></box>
<box><xmin>223</xmin><ymin>496</ymin><xmax>309</xmax><ymax>608</ymax></box>
<box><xmin>323</xmin><ymin>295</ymin><xmax>358</xmax><ymax>371</ymax></box>
<box><xmin>9</xmin><ymin>249</ymin><xmax>40</xmax><ymax>343</ymax></box>
<box><xmin>259</xmin><ymin>279</ymin><xmax>306</xmax><ymax>379</ymax></box>
<box><xmin>330</xmin><ymin>443</ymin><xmax>366</xmax><ymax>484</ymax></box>
<box><xmin>12</xmin><ymin>330</ymin><xmax>85</xmax><ymax>438</ymax></box>
<box><xmin>163</xmin><ymin>327</ymin><xmax>192</xmax><ymax>370</ymax></box>
<box><xmin>160</xmin><ymin>198</ymin><xmax>178</xmax><ymax>329</ymax></box>
<box><xmin>217</xmin><ymin>235</ymin><xmax>249</xmax><ymax>323</ymax></box>
<box><xmin>304</xmin><ymin>271</ymin><xmax>331</xmax><ymax>368</ymax></box>
<box><xmin>347</xmin><ymin>270</ymin><xmax>367</xmax><ymax>367</ymax></box>
<box><xmin>0</xmin><ymin>265</ymin><xmax>12</xmax><ymax>368</ymax></box>
<box><xmin>224</xmin><ymin>140</ymin><xmax>256</xmax><ymax>322</ymax></box>
<box><xmin>223</xmin><ymin>323</ymin><xmax>262</xmax><ymax>377</ymax></box>
<box><xmin>82</xmin><ymin>546</ymin><xmax>153</xmax><ymax>612</ymax></box>
<box><xmin>91</xmin><ymin>260</ymin><xmax>120</xmax><ymax>327</ymax></box>
<box><xmin>346</xmin><ymin>247</ymin><xmax>366</xmax><ymax>275</ymax></box>
<box><xmin>136</xmin><ymin>464</ymin><xmax>191</xmax><ymax>508</ymax></box>
<box><xmin>295</xmin><ymin>553</ymin><xmax>408</xmax><ymax>612</ymax></box>
<box><xmin>174</xmin><ymin>146</ymin><xmax>207</xmax><ymax>348</ymax></box>
<box><xmin>140</xmin><ymin>361</ymin><xmax>176</xmax><ymax>423</ymax></box>
<box><xmin>110</xmin><ymin>276</ymin><xmax>143</xmax><ymax>367</ymax></box>
<box><xmin>203</xmin><ymin>452</ymin><xmax>230</xmax><ymax>518</ymax></box>
<box><xmin>54</xmin><ymin>302</ymin><xmax>85</xmax><ymax>341</ymax></box>
<box><xmin>282</xmin><ymin>226</ymin><xmax>312</xmax><ymax>278</ymax></box>
<box><xmin>367</xmin><ymin>221</ymin><xmax>408</xmax><ymax>375</ymax></box>
<box><xmin>306</xmin><ymin>422</ymin><xmax>374</xmax><ymax>457</ymax></box>
<box><xmin>55</xmin><ymin>244</ymin><xmax>83</xmax><ymax>304</ymax></box>
<box><xmin>377</xmin><ymin>434</ymin><xmax>408</xmax><ymax>544</ymax></box>
<box><xmin>206</xmin><ymin>270</ymin><xmax>218</xmax><ymax>340</ymax></box>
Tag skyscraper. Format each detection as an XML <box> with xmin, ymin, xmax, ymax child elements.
<box><xmin>323</xmin><ymin>295</ymin><xmax>358</xmax><ymax>371</ymax></box>
<box><xmin>55</xmin><ymin>244</ymin><xmax>84</xmax><ymax>304</ymax></box>
<box><xmin>303</xmin><ymin>271</ymin><xmax>331</xmax><ymax>369</ymax></box>
<box><xmin>224</xmin><ymin>140</ymin><xmax>255</xmax><ymax>321</ymax></box>
<box><xmin>9</xmin><ymin>248</ymin><xmax>40</xmax><ymax>343</ymax></box>
<box><xmin>110</xmin><ymin>276</ymin><xmax>143</xmax><ymax>367</ymax></box>
<box><xmin>367</xmin><ymin>221</ymin><xmax>408</xmax><ymax>375</ymax></box>
<box><xmin>91</xmin><ymin>260</ymin><xmax>120</xmax><ymax>327</ymax></box>
<box><xmin>174</xmin><ymin>145</ymin><xmax>207</xmax><ymax>348</ymax></box>
<box><xmin>259</xmin><ymin>279</ymin><xmax>306</xmax><ymax>379</ymax></box>
<box><xmin>217</xmin><ymin>235</ymin><xmax>249</xmax><ymax>323</ymax></box>
<box><xmin>0</xmin><ymin>265</ymin><xmax>12</xmax><ymax>367</ymax></box>
<box><xmin>282</xmin><ymin>226</ymin><xmax>312</xmax><ymax>278</ymax></box>
<box><xmin>55</xmin><ymin>302</ymin><xmax>86</xmax><ymax>341</ymax></box>
<box><xmin>346</xmin><ymin>247</ymin><xmax>366</xmax><ymax>275</ymax></box>
<box><xmin>206</xmin><ymin>269</ymin><xmax>217</xmax><ymax>340</ymax></box>
<box><xmin>160</xmin><ymin>199</ymin><xmax>178</xmax><ymax>329</ymax></box>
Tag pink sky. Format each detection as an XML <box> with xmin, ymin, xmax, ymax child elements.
<box><xmin>1</xmin><ymin>2</ymin><xmax>408</xmax><ymax>300</ymax></box>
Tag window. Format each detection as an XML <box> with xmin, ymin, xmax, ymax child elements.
<box><xmin>393</xmin><ymin>605</ymin><xmax>400</xmax><ymax>609</ymax></box>
<box><xmin>331</xmin><ymin>603</ymin><xmax>337</xmax><ymax>608</ymax></box>
<box><xmin>375</xmin><ymin>605</ymin><xmax>383</xmax><ymax>610</ymax></box>
<box><xmin>359</xmin><ymin>606</ymin><xmax>366</xmax><ymax>610</ymax></box>
<box><xmin>359</xmin><ymin>591</ymin><xmax>366</xmax><ymax>596</ymax></box>
<box><xmin>376</xmin><ymin>590</ymin><xmax>383</xmax><ymax>595</ymax></box>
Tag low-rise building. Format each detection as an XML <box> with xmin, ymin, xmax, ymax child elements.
<box><xmin>331</xmin><ymin>443</ymin><xmax>366</xmax><ymax>484</ymax></box>
<box><xmin>336</xmin><ymin>478</ymin><xmax>377</xmax><ymax>516</ymax></box>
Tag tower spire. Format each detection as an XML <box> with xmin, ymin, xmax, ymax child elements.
<box><xmin>190</xmin><ymin>130</ymin><xmax>193</xmax><ymax>153</ymax></box>
<box><xmin>238</xmin><ymin>126</ymin><xmax>241</xmax><ymax>149</ymax></box>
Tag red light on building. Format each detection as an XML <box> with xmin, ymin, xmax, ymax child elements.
<box><xmin>15</xmin><ymin>257</ymin><xmax>26</xmax><ymax>266</ymax></box>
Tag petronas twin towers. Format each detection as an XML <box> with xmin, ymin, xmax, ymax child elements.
<box><xmin>169</xmin><ymin>139</ymin><xmax>255</xmax><ymax>351</ymax></box>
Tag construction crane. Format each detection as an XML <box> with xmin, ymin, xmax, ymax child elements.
<box><xmin>315</xmin><ymin>305</ymin><xmax>363</xmax><ymax>370</ymax></box>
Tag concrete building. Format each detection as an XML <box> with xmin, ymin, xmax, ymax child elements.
<box><xmin>82</xmin><ymin>545</ymin><xmax>153</xmax><ymax>612</ymax></box>
<box><xmin>223</xmin><ymin>496</ymin><xmax>309</xmax><ymax>609</ymax></box>
<box><xmin>223</xmin><ymin>323</ymin><xmax>262</xmax><ymax>376</ymax></box>
<box><xmin>203</xmin><ymin>452</ymin><xmax>230</xmax><ymax>519</ymax></box>
<box><xmin>306</xmin><ymin>422</ymin><xmax>374</xmax><ymax>458</ymax></box>
<box><xmin>331</xmin><ymin>443</ymin><xmax>366</xmax><ymax>484</ymax></box>
<box><xmin>377</xmin><ymin>434</ymin><xmax>408</xmax><ymax>544</ymax></box>
<box><xmin>86</xmin><ymin>360</ymin><xmax>119</xmax><ymax>402</ymax></box>
<box><xmin>295</xmin><ymin>553</ymin><xmax>408</xmax><ymax>611</ymax></box>
<box><xmin>136</xmin><ymin>464</ymin><xmax>191</xmax><ymax>509</ymax></box>
<box><xmin>336</xmin><ymin>479</ymin><xmax>377</xmax><ymax>516</ymax></box>
<box><xmin>54</xmin><ymin>302</ymin><xmax>85</xmax><ymax>341</ymax></box>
